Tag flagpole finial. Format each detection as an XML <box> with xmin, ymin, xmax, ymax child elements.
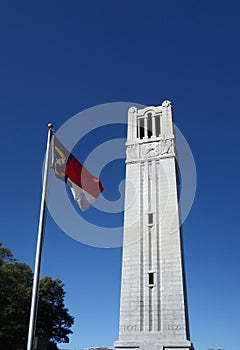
<box><xmin>48</xmin><ymin>123</ymin><xmax>54</xmax><ymax>129</ymax></box>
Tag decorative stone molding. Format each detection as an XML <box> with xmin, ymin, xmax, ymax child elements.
<box><xmin>126</xmin><ymin>144</ymin><xmax>139</xmax><ymax>160</ymax></box>
<box><xmin>128</xmin><ymin>106</ymin><xmax>137</xmax><ymax>114</ymax></box>
<box><xmin>162</xmin><ymin>100</ymin><xmax>172</xmax><ymax>108</ymax></box>
<box><xmin>161</xmin><ymin>137</ymin><xmax>174</xmax><ymax>155</ymax></box>
<box><xmin>141</xmin><ymin>142</ymin><xmax>159</xmax><ymax>157</ymax></box>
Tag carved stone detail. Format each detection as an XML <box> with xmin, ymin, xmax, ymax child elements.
<box><xmin>127</xmin><ymin>144</ymin><xmax>138</xmax><ymax>160</ymax></box>
<box><xmin>162</xmin><ymin>100</ymin><xmax>172</xmax><ymax>108</ymax></box>
<box><xmin>121</xmin><ymin>325</ymin><xmax>138</xmax><ymax>332</ymax></box>
<box><xmin>128</xmin><ymin>106</ymin><xmax>137</xmax><ymax>114</ymax></box>
<box><xmin>141</xmin><ymin>142</ymin><xmax>159</xmax><ymax>158</ymax></box>
<box><xmin>161</xmin><ymin>138</ymin><xmax>174</xmax><ymax>155</ymax></box>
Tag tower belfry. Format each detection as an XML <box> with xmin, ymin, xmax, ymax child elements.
<box><xmin>114</xmin><ymin>101</ymin><xmax>194</xmax><ymax>350</ymax></box>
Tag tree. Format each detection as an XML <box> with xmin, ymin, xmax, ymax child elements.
<box><xmin>0</xmin><ymin>259</ymin><xmax>33</xmax><ymax>349</ymax></box>
<box><xmin>37</xmin><ymin>277</ymin><xmax>74</xmax><ymax>345</ymax></box>
<box><xmin>0</xmin><ymin>242</ymin><xmax>74</xmax><ymax>350</ymax></box>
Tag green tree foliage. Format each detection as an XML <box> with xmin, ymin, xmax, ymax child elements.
<box><xmin>0</xmin><ymin>242</ymin><xmax>74</xmax><ymax>350</ymax></box>
<box><xmin>37</xmin><ymin>277</ymin><xmax>74</xmax><ymax>344</ymax></box>
<box><xmin>0</xmin><ymin>241</ymin><xmax>16</xmax><ymax>265</ymax></box>
<box><xmin>0</xmin><ymin>260</ymin><xmax>32</xmax><ymax>349</ymax></box>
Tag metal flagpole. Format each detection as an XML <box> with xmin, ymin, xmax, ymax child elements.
<box><xmin>27</xmin><ymin>123</ymin><xmax>54</xmax><ymax>350</ymax></box>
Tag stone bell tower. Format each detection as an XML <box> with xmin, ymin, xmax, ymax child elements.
<box><xmin>114</xmin><ymin>101</ymin><xmax>194</xmax><ymax>350</ymax></box>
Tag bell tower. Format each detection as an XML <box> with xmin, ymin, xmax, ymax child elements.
<box><xmin>114</xmin><ymin>101</ymin><xmax>194</xmax><ymax>350</ymax></box>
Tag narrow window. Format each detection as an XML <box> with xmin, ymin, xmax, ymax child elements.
<box><xmin>155</xmin><ymin>115</ymin><xmax>161</xmax><ymax>136</ymax></box>
<box><xmin>147</xmin><ymin>113</ymin><xmax>152</xmax><ymax>138</ymax></box>
<box><xmin>138</xmin><ymin>117</ymin><xmax>144</xmax><ymax>139</ymax></box>
<box><xmin>149</xmin><ymin>272</ymin><xmax>154</xmax><ymax>285</ymax></box>
<box><xmin>148</xmin><ymin>213</ymin><xmax>153</xmax><ymax>225</ymax></box>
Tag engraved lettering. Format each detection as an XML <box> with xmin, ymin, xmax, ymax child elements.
<box><xmin>167</xmin><ymin>324</ymin><xmax>182</xmax><ymax>330</ymax></box>
<box><xmin>121</xmin><ymin>325</ymin><xmax>137</xmax><ymax>331</ymax></box>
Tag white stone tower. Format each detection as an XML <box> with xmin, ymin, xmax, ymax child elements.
<box><xmin>114</xmin><ymin>101</ymin><xmax>194</xmax><ymax>350</ymax></box>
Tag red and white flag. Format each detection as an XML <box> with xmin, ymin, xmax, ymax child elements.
<box><xmin>53</xmin><ymin>136</ymin><xmax>104</xmax><ymax>211</ymax></box>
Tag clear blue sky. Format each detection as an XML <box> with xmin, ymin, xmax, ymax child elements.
<box><xmin>0</xmin><ymin>1</ymin><xmax>240</xmax><ymax>349</ymax></box>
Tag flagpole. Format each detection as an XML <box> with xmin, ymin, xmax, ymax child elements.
<box><xmin>27</xmin><ymin>123</ymin><xmax>54</xmax><ymax>350</ymax></box>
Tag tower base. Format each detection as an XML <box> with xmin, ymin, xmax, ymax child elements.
<box><xmin>114</xmin><ymin>340</ymin><xmax>194</xmax><ymax>350</ymax></box>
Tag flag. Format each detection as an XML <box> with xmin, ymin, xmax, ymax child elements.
<box><xmin>53</xmin><ymin>136</ymin><xmax>104</xmax><ymax>211</ymax></box>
